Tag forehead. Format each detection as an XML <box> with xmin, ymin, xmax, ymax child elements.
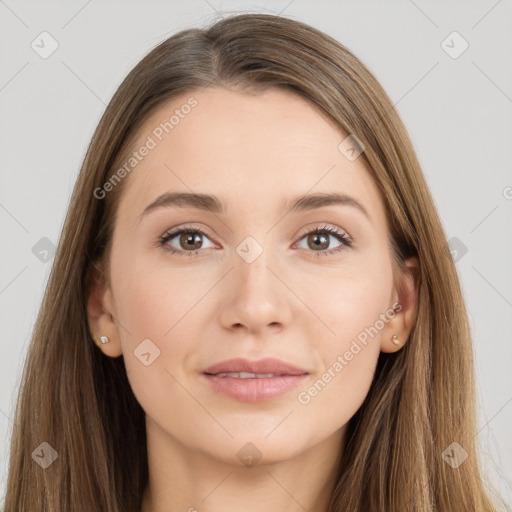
<box><xmin>115</xmin><ymin>87</ymin><xmax>387</xmax><ymax>228</ymax></box>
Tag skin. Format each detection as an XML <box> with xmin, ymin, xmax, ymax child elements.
<box><xmin>87</xmin><ymin>86</ymin><xmax>419</xmax><ymax>512</ymax></box>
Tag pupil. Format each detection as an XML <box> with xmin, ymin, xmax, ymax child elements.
<box><xmin>182</xmin><ymin>232</ymin><xmax>201</xmax><ymax>249</ymax></box>
<box><xmin>309</xmin><ymin>233</ymin><xmax>328</xmax><ymax>250</ymax></box>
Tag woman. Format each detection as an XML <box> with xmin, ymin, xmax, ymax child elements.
<box><xmin>3</xmin><ymin>12</ymin><xmax>503</xmax><ymax>512</ymax></box>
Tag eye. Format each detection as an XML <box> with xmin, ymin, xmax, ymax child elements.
<box><xmin>294</xmin><ymin>225</ymin><xmax>352</xmax><ymax>256</ymax></box>
<box><xmin>158</xmin><ymin>226</ymin><xmax>215</xmax><ymax>256</ymax></box>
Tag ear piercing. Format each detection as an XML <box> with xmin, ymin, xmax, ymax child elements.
<box><xmin>392</xmin><ymin>334</ymin><xmax>400</xmax><ymax>346</ymax></box>
<box><xmin>93</xmin><ymin>335</ymin><xmax>110</xmax><ymax>347</ymax></box>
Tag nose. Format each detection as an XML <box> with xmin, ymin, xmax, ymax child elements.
<box><xmin>217</xmin><ymin>246</ymin><xmax>294</xmax><ymax>336</ymax></box>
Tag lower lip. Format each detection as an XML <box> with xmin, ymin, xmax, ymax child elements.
<box><xmin>202</xmin><ymin>373</ymin><xmax>309</xmax><ymax>402</ymax></box>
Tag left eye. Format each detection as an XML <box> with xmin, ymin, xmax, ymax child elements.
<box><xmin>295</xmin><ymin>227</ymin><xmax>350</xmax><ymax>253</ymax></box>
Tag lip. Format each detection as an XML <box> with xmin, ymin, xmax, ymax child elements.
<box><xmin>202</xmin><ymin>357</ymin><xmax>309</xmax><ymax>402</ymax></box>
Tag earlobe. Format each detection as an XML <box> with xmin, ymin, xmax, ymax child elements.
<box><xmin>381</xmin><ymin>256</ymin><xmax>420</xmax><ymax>353</ymax></box>
<box><xmin>85</xmin><ymin>265</ymin><xmax>123</xmax><ymax>357</ymax></box>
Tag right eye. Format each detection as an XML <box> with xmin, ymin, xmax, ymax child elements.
<box><xmin>159</xmin><ymin>227</ymin><xmax>216</xmax><ymax>256</ymax></box>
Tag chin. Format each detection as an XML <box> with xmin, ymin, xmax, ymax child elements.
<box><xmin>199</xmin><ymin>433</ymin><xmax>309</xmax><ymax>468</ymax></box>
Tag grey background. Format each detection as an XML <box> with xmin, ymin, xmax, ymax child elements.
<box><xmin>1</xmin><ymin>0</ymin><xmax>511</xmax><ymax>508</ymax></box>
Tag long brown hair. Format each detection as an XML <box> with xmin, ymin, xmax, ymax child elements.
<box><xmin>3</xmin><ymin>12</ymin><xmax>503</xmax><ymax>511</ymax></box>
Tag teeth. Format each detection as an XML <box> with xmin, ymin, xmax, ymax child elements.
<box><xmin>214</xmin><ymin>372</ymin><xmax>281</xmax><ymax>379</ymax></box>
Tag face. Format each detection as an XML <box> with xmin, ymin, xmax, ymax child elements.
<box><xmin>92</xmin><ymin>86</ymin><xmax>407</xmax><ymax>466</ymax></box>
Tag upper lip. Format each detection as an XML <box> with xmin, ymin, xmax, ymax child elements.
<box><xmin>203</xmin><ymin>357</ymin><xmax>309</xmax><ymax>376</ymax></box>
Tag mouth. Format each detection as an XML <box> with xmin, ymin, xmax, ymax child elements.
<box><xmin>205</xmin><ymin>371</ymin><xmax>296</xmax><ymax>378</ymax></box>
<box><xmin>202</xmin><ymin>357</ymin><xmax>309</xmax><ymax>402</ymax></box>
<box><xmin>203</xmin><ymin>356</ymin><xmax>308</xmax><ymax>376</ymax></box>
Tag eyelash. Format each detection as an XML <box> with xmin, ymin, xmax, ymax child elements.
<box><xmin>157</xmin><ymin>224</ymin><xmax>352</xmax><ymax>258</ymax></box>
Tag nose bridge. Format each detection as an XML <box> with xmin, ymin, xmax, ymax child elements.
<box><xmin>234</xmin><ymin>232</ymin><xmax>279</xmax><ymax>303</ymax></box>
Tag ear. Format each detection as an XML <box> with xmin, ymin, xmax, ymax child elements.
<box><xmin>86</xmin><ymin>262</ymin><xmax>123</xmax><ymax>358</ymax></box>
<box><xmin>380</xmin><ymin>256</ymin><xmax>420</xmax><ymax>353</ymax></box>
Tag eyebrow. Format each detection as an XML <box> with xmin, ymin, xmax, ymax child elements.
<box><xmin>138</xmin><ymin>191</ymin><xmax>371</xmax><ymax>222</ymax></box>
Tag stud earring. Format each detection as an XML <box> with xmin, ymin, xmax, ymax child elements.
<box><xmin>93</xmin><ymin>335</ymin><xmax>110</xmax><ymax>347</ymax></box>
<box><xmin>392</xmin><ymin>334</ymin><xmax>400</xmax><ymax>346</ymax></box>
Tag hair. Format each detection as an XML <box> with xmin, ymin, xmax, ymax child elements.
<box><xmin>3</xmin><ymin>12</ymin><xmax>504</xmax><ymax>512</ymax></box>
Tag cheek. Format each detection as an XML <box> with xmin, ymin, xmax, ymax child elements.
<box><xmin>110</xmin><ymin>250</ymin><xmax>218</xmax><ymax>378</ymax></box>
<box><xmin>306</xmin><ymin>254</ymin><xmax>394</xmax><ymax>348</ymax></box>
<box><xmin>296</xmin><ymin>296</ymin><xmax>384</xmax><ymax>431</ymax></box>
<box><xmin>112</xmin><ymin>262</ymin><xmax>200</xmax><ymax>423</ymax></box>
<box><xmin>295</xmin><ymin>259</ymin><xmax>393</xmax><ymax>423</ymax></box>
<box><xmin>111</xmin><ymin>250</ymin><xmax>210</xmax><ymax>343</ymax></box>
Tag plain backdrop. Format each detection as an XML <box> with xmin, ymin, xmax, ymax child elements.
<box><xmin>1</xmin><ymin>0</ymin><xmax>511</xmax><ymax>508</ymax></box>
